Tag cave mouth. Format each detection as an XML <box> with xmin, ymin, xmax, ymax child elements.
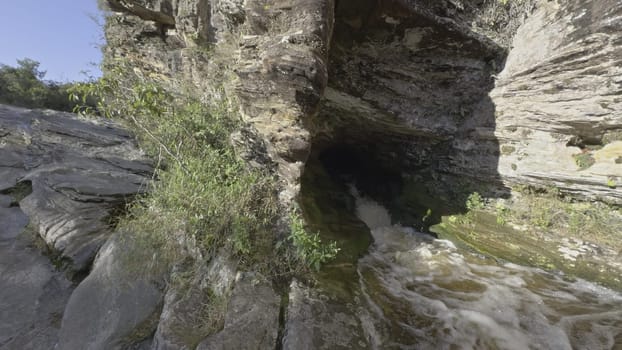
<box><xmin>318</xmin><ymin>144</ymin><xmax>403</xmax><ymax>205</ymax></box>
<box><xmin>298</xmin><ymin>0</ymin><xmax>514</xmax><ymax>261</ymax></box>
<box><xmin>299</xmin><ymin>135</ymin><xmax>473</xmax><ymax>265</ymax></box>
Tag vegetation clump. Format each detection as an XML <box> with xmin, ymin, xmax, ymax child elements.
<box><xmin>287</xmin><ymin>211</ymin><xmax>340</xmax><ymax>271</ymax></box>
<box><xmin>573</xmin><ymin>152</ymin><xmax>595</xmax><ymax>170</ymax></box>
<box><xmin>0</xmin><ymin>58</ymin><xmax>85</xmax><ymax>111</ymax></box>
<box><xmin>70</xmin><ymin>59</ymin><xmax>339</xmax><ymax>278</ymax></box>
<box><xmin>466</xmin><ymin>192</ymin><xmax>485</xmax><ymax>211</ymax></box>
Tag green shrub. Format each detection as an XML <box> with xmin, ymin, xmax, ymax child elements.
<box><xmin>495</xmin><ymin>202</ymin><xmax>510</xmax><ymax>225</ymax></box>
<box><xmin>0</xmin><ymin>58</ymin><xmax>81</xmax><ymax>111</ymax></box>
<box><xmin>607</xmin><ymin>177</ymin><xmax>617</xmax><ymax>189</ymax></box>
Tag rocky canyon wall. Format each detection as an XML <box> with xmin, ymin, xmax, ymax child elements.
<box><xmin>102</xmin><ymin>0</ymin><xmax>622</xmax><ymax>207</ymax></box>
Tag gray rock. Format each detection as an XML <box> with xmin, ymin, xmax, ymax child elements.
<box><xmin>151</xmin><ymin>253</ymin><xmax>237</xmax><ymax>350</ymax></box>
<box><xmin>0</xmin><ymin>104</ymin><xmax>153</xmax><ymax>270</ymax></box>
<box><xmin>196</xmin><ymin>272</ymin><xmax>280</xmax><ymax>350</ymax></box>
<box><xmin>0</xmin><ymin>206</ymin><xmax>29</xmax><ymax>241</ymax></box>
<box><xmin>152</xmin><ymin>285</ymin><xmax>206</xmax><ymax>350</ymax></box>
<box><xmin>0</xmin><ymin>208</ymin><xmax>73</xmax><ymax>350</ymax></box>
<box><xmin>0</xmin><ymin>194</ymin><xmax>12</xmax><ymax>208</ymax></box>
<box><xmin>282</xmin><ymin>279</ymin><xmax>370</xmax><ymax>350</ymax></box>
<box><xmin>58</xmin><ymin>233</ymin><xmax>165</xmax><ymax>350</ymax></box>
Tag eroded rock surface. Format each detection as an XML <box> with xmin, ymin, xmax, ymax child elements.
<box><xmin>196</xmin><ymin>272</ymin><xmax>280</xmax><ymax>350</ymax></box>
<box><xmin>492</xmin><ymin>1</ymin><xmax>622</xmax><ymax>203</ymax></box>
<box><xmin>58</xmin><ymin>233</ymin><xmax>166</xmax><ymax>350</ymax></box>
<box><xmin>0</xmin><ymin>104</ymin><xmax>153</xmax><ymax>269</ymax></box>
<box><xmin>0</xmin><ymin>196</ymin><xmax>73</xmax><ymax>350</ymax></box>
<box><xmin>283</xmin><ymin>279</ymin><xmax>370</xmax><ymax>350</ymax></box>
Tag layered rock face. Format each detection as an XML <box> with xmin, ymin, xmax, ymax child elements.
<box><xmin>318</xmin><ymin>0</ymin><xmax>622</xmax><ymax>206</ymax></box>
<box><xmin>102</xmin><ymin>0</ymin><xmax>621</xmax><ymax>206</ymax></box>
<box><xmin>0</xmin><ymin>104</ymin><xmax>152</xmax><ymax>270</ymax></box>
<box><xmin>0</xmin><ymin>105</ymin><xmax>153</xmax><ymax>349</ymax></box>
<box><xmin>2</xmin><ymin>0</ymin><xmax>619</xmax><ymax>349</ymax></box>
<box><xmin>492</xmin><ymin>1</ymin><xmax>622</xmax><ymax>203</ymax></box>
<box><xmin>103</xmin><ymin>0</ymin><xmax>335</xmax><ymax>204</ymax></box>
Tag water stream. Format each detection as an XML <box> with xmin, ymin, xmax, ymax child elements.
<box><xmin>350</xmin><ymin>189</ymin><xmax>622</xmax><ymax>349</ymax></box>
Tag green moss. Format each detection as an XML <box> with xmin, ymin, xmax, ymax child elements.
<box><xmin>573</xmin><ymin>152</ymin><xmax>595</xmax><ymax>170</ymax></box>
<box><xmin>607</xmin><ymin>177</ymin><xmax>617</xmax><ymax>189</ymax></box>
<box><xmin>431</xmin><ymin>211</ymin><xmax>622</xmax><ymax>291</ymax></box>
<box><xmin>500</xmin><ymin>145</ymin><xmax>516</xmax><ymax>155</ymax></box>
<box><xmin>431</xmin><ymin>187</ymin><xmax>622</xmax><ymax>291</ymax></box>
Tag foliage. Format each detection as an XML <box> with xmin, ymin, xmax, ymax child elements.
<box><xmin>71</xmin><ymin>59</ymin><xmax>338</xmax><ymax>277</ymax></box>
<box><xmin>495</xmin><ymin>202</ymin><xmax>509</xmax><ymax>225</ymax></box>
<box><xmin>573</xmin><ymin>152</ymin><xmax>595</xmax><ymax>170</ymax></box>
<box><xmin>466</xmin><ymin>192</ymin><xmax>485</xmax><ymax>211</ymax></box>
<box><xmin>287</xmin><ymin>211</ymin><xmax>340</xmax><ymax>271</ymax></box>
<box><xmin>71</xmin><ymin>62</ymin><xmax>275</xmax><ymax>253</ymax></box>
<box><xmin>0</xmin><ymin>58</ymin><xmax>82</xmax><ymax>111</ymax></box>
<box><xmin>607</xmin><ymin>177</ymin><xmax>617</xmax><ymax>189</ymax></box>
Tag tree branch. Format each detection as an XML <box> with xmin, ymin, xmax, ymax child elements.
<box><xmin>108</xmin><ymin>0</ymin><xmax>175</xmax><ymax>26</ymax></box>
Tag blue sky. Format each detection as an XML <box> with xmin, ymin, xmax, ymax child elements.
<box><xmin>0</xmin><ymin>0</ymin><xmax>104</xmax><ymax>82</ymax></box>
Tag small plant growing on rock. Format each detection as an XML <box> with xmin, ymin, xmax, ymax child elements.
<box><xmin>495</xmin><ymin>202</ymin><xmax>510</xmax><ymax>225</ymax></box>
<box><xmin>287</xmin><ymin>211</ymin><xmax>340</xmax><ymax>271</ymax></box>
<box><xmin>607</xmin><ymin>177</ymin><xmax>617</xmax><ymax>189</ymax></box>
<box><xmin>466</xmin><ymin>192</ymin><xmax>485</xmax><ymax>211</ymax></box>
<box><xmin>573</xmin><ymin>152</ymin><xmax>595</xmax><ymax>170</ymax></box>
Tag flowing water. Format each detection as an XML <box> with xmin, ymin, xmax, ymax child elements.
<box><xmin>348</xmin><ymin>189</ymin><xmax>622</xmax><ymax>349</ymax></box>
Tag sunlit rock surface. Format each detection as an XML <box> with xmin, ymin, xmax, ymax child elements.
<box><xmin>0</xmin><ymin>104</ymin><xmax>153</xmax><ymax>270</ymax></box>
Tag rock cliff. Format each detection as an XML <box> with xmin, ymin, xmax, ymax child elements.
<box><xmin>2</xmin><ymin>0</ymin><xmax>622</xmax><ymax>348</ymax></box>
<box><xmin>102</xmin><ymin>0</ymin><xmax>621</xmax><ymax>207</ymax></box>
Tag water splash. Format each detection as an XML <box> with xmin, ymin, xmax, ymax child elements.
<box><xmin>351</xmin><ymin>190</ymin><xmax>622</xmax><ymax>350</ymax></box>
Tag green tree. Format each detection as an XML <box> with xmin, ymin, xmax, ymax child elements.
<box><xmin>0</xmin><ymin>58</ymin><xmax>79</xmax><ymax>111</ymax></box>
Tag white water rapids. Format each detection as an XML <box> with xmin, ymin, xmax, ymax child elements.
<box><xmin>350</xmin><ymin>189</ymin><xmax>622</xmax><ymax>349</ymax></box>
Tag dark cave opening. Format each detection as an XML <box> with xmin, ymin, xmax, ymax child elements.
<box><xmin>298</xmin><ymin>0</ymin><xmax>513</xmax><ymax>261</ymax></box>
<box><xmin>318</xmin><ymin>144</ymin><xmax>403</xmax><ymax>205</ymax></box>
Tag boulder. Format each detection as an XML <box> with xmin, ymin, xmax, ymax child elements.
<box><xmin>282</xmin><ymin>279</ymin><xmax>370</xmax><ymax>350</ymax></box>
<box><xmin>58</xmin><ymin>233</ymin><xmax>166</xmax><ymax>350</ymax></box>
<box><xmin>196</xmin><ymin>272</ymin><xmax>280</xmax><ymax>350</ymax></box>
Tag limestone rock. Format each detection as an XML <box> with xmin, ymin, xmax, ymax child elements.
<box><xmin>0</xmin><ymin>104</ymin><xmax>153</xmax><ymax>270</ymax></box>
<box><xmin>492</xmin><ymin>0</ymin><xmax>622</xmax><ymax>203</ymax></box>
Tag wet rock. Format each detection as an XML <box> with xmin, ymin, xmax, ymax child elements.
<box><xmin>58</xmin><ymin>233</ymin><xmax>166</xmax><ymax>350</ymax></box>
<box><xmin>0</xmin><ymin>104</ymin><xmax>153</xmax><ymax>270</ymax></box>
<box><xmin>152</xmin><ymin>253</ymin><xmax>237</xmax><ymax>350</ymax></box>
<box><xmin>196</xmin><ymin>272</ymin><xmax>280</xmax><ymax>350</ymax></box>
<box><xmin>282</xmin><ymin>279</ymin><xmax>370</xmax><ymax>350</ymax></box>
